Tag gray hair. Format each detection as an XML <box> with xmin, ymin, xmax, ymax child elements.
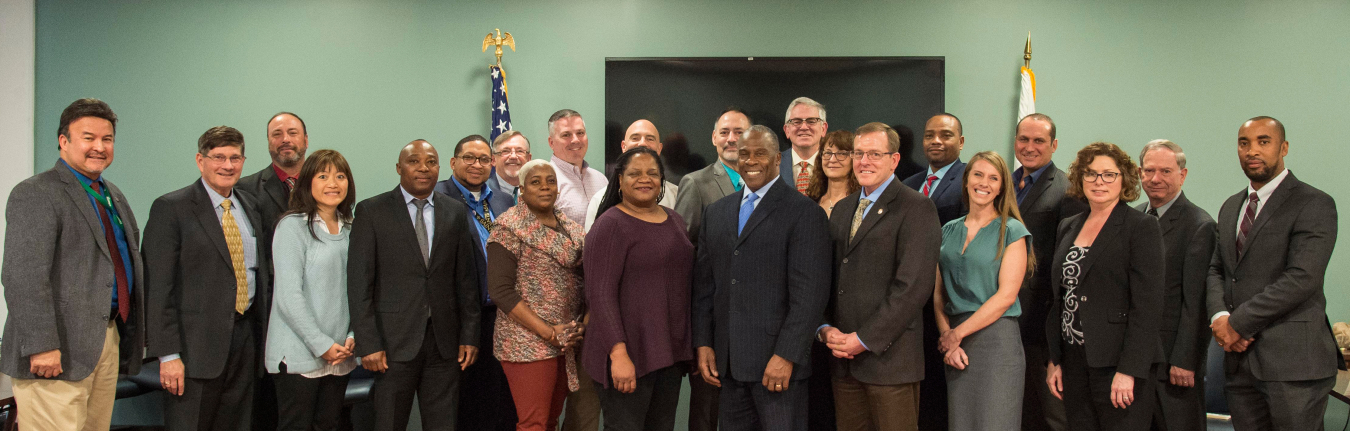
<box><xmin>547</xmin><ymin>109</ymin><xmax>584</xmax><ymax>136</ymax></box>
<box><xmin>517</xmin><ymin>159</ymin><xmax>554</xmax><ymax>182</ymax></box>
<box><xmin>741</xmin><ymin>125</ymin><xmax>780</xmax><ymax>153</ymax></box>
<box><xmin>492</xmin><ymin>130</ymin><xmax>529</xmax><ymax>152</ymax></box>
<box><xmin>784</xmin><ymin>97</ymin><xmax>827</xmax><ymax>123</ymax></box>
<box><xmin>1139</xmin><ymin>139</ymin><xmax>1187</xmax><ymax>170</ymax></box>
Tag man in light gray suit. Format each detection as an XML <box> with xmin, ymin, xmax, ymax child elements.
<box><xmin>1208</xmin><ymin>116</ymin><xmax>1341</xmax><ymax>430</ymax></box>
<box><xmin>2</xmin><ymin>98</ymin><xmax>146</xmax><ymax>431</ymax></box>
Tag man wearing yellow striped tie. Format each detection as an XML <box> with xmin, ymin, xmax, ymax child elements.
<box><xmin>144</xmin><ymin>126</ymin><xmax>272</xmax><ymax>431</ymax></box>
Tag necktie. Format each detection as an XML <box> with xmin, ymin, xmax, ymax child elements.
<box><xmin>850</xmin><ymin>198</ymin><xmax>872</xmax><ymax>242</ymax></box>
<box><xmin>922</xmin><ymin>174</ymin><xmax>938</xmax><ymax>197</ymax></box>
<box><xmin>92</xmin><ymin>182</ymin><xmax>130</xmax><ymax>322</ymax></box>
<box><xmin>284</xmin><ymin>177</ymin><xmax>296</xmax><ymax>192</ymax></box>
<box><xmin>219</xmin><ymin>199</ymin><xmax>249</xmax><ymax>314</ymax></box>
<box><xmin>1236</xmin><ymin>192</ymin><xmax>1259</xmax><ymax>258</ymax></box>
<box><xmin>413</xmin><ymin>199</ymin><xmax>430</xmax><ymax>265</ymax></box>
<box><xmin>795</xmin><ymin>161</ymin><xmax>811</xmax><ymax>194</ymax></box>
<box><xmin>1147</xmin><ymin>207</ymin><xmax>1159</xmax><ymax>218</ymax></box>
<box><xmin>738</xmin><ymin>192</ymin><xmax>759</xmax><ymax>235</ymax></box>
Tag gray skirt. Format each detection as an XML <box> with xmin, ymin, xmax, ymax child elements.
<box><xmin>945</xmin><ymin>315</ymin><xmax>1025</xmax><ymax>431</ymax></box>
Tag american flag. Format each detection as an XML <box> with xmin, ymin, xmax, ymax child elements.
<box><xmin>490</xmin><ymin>65</ymin><xmax>513</xmax><ymax>140</ymax></box>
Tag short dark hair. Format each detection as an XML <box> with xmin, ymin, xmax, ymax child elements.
<box><xmin>198</xmin><ymin>126</ymin><xmax>245</xmax><ymax>155</ymax></box>
<box><xmin>58</xmin><ymin>98</ymin><xmax>118</xmax><ymax>142</ymax></box>
<box><xmin>268</xmin><ymin>112</ymin><xmax>307</xmax><ymax>136</ymax></box>
<box><xmin>453</xmin><ymin>134</ymin><xmax>490</xmax><ymax>156</ymax></box>
<box><xmin>1246</xmin><ymin>116</ymin><xmax>1286</xmax><ymax>141</ymax></box>
<box><xmin>719</xmin><ymin>106</ymin><xmax>748</xmax><ymax>120</ymax></box>
<box><xmin>547</xmin><ymin>109</ymin><xmax>583</xmax><ymax>135</ymax></box>
<box><xmin>932</xmin><ymin>112</ymin><xmax>963</xmax><ymax>136</ymax></box>
<box><xmin>1017</xmin><ymin>113</ymin><xmax>1056</xmax><ymax>140</ymax></box>
<box><xmin>855</xmin><ymin>122</ymin><xmax>900</xmax><ymax>152</ymax></box>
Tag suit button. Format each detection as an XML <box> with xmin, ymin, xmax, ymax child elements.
<box><xmin>838</xmin><ymin>290</ymin><xmax>844</xmax><ymax>295</ymax></box>
<box><xmin>733</xmin><ymin>250</ymin><xmax>740</xmax><ymax>256</ymax></box>
<box><xmin>1081</xmin><ymin>296</ymin><xmax>1087</xmax><ymax>302</ymax></box>
<box><xmin>731</xmin><ymin>279</ymin><xmax>737</xmax><ymax>285</ymax></box>
<box><xmin>843</xmin><ymin>258</ymin><xmax>849</xmax><ymax>264</ymax></box>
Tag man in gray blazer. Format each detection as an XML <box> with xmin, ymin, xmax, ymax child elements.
<box><xmin>2</xmin><ymin>98</ymin><xmax>145</xmax><ymax>431</ymax></box>
<box><xmin>1208</xmin><ymin>116</ymin><xmax>1341</xmax><ymax>430</ymax></box>
<box><xmin>820</xmin><ymin>122</ymin><xmax>940</xmax><ymax>430</ymax></box>
<box><xmin>1136</xmin><ymin>140</ymin><xmax>1216</xmax><ymax>431</ymax></box>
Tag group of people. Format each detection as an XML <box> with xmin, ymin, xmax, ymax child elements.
<box><xmin>0</xmin><ymin>95</ymin><xmax>1340</xmax><ymax>431</ymax></box>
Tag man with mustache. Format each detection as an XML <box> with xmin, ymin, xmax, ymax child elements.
<box><xmin>2</xmin><ymin>98</ymin><xmax>147</xmax><ymax>431</ymax></box>
<box><xmin>435</xmin><ymin>134</ymin><xmax>518</xmax><ymax>430</ymax></box>
<box><xmin>144</xmin><ymin>126</ymin><xmax>271</xmax><ymax>431</ymax></box>
<box><xmin>780</xmin><ymin>97</ymin><xmax>829</xmax><ymax>194</ymax></box>
<box><xmin>549</xmin><ymin>109</ymin><xmax>607</xmax><ymax>227</ymax></box>
<box><xmin>1207</xmin><ymin>117</ymin><xmax>1341</xmax><ymax>430</ymax></box>
<box><xmin>1135</xmin><ymin>139</ymin><xmax>1215</xmax><ymax>431</ymax></box>
<box><xmin>1012</xmin><ymin>113</ymin><xmax>1083</xmax><ymax>431</ymax></box>
<box><xmin>489</xmin><ymin>130</ymin><xmax>532</xmax><ymax>204</ymax></box>
<box><xmin>582</xmin><ymin>119</ymin><xmax>679</xmax><ymax>230</ymax></box>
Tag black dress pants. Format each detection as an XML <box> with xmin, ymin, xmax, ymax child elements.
<box><xmin>595</xmin><ymin>365</ymin><xmax>682</xmax><ymax>431</ymax></box>
<box><xmin>371</xmin><ymin>320</ymin><xmax>462</xmax><ymax>431</ymax></box>
<box><xmin>163</xmin><ymin>313</ymin><xmax>258</xmax><ymax>431</ymax></box>
<box><xmin>1060</xmin><ymin>343</ymin><xmax>1158</xmax><ymax>431</ymax></box>
<box><xmin>274</xmin><ymin>363</ymin><xmax>351</xmax><ymax>431</ymax></box>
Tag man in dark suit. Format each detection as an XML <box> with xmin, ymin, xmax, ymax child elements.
<box><xmin>820</xmin><ymin>122</ymin><xmax>940</xmax><ymax>430</ymax></box>
<box><xmin>3</xmin><ymin>99</ymin><xmax>146</xmax><ymax>431</ymax></box>
<box><xmin>487</xmin><ymin>130</ymin><xmax>532</xmax><ymax>205</ymax></box>
<box><xmin>780</xmin><ymin>97</ymin><xmax>828</xmax><ymax>193</ymax></box>
<box><xmin>899</xmin><ymin>113</ymin><xmax>967</xmax><ymax>431</ymax></box>
<box><xmin>348</xmin><ymin>139</ymin><xmax>481</xmax><ymax>430</ymax></box>
<box><xmin>144</xmin><ymin>126</ymin><xmax>271</xmax><ymax>431</ymax></box>
<box><xmin>1208</xmin><ymin>117</ymin><xmax>1341</xmax><ymax>430</ymax></box>
<box><xmin>675</xmin><ymin>108</ymin><xmax>750</xmax><ymax>430</ymax></box>
<box><xmin>1012</xmin><ymin>113</ymin><xmax>1083</xmax><ymax>431</ymax></box>
<box><xmin>1135</xmin><ymin>140</ymin><xmax>1216</xmax><ymax>431</ymax></box>
<box><xmin>434</xmin><ymin>134</ymin><xmax>516</xmax><ymax>431</ymax></box>
<box><xmin>692</xmin><ymin>126</ymin><xmax>831</xmax><ymax>431</ymax></box>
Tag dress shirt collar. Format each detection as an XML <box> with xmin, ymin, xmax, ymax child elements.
<box><xmin>551</xmin><ymin>154</ymin><xmax>590</xmax><ymax>178</ymax></box>
<box><xmin>742</xmin><ymin>175</ymin><xmax>780</xmax><ymax>205</ymax></box>
<box><xmin>861</xmin><ymin>174</ymin><xmax>897</xmax><ymax>203</ymax></box>
<box><xmin>1014</xmin><ymin>162</ymin><xmax>1052</xmax><ymax>190</ymax></box>
<box><xmin>494</xmin><ymin>170</ymin><xmax>517</xmax><ymax>193</ymax></box>
<box><xmin>272</xmin><ymin>163</ymin><xmax>296</xmax><ymax>185</ymax></box>
<box><xmin>451</xmin><ymin>176</ymin><xmax>492</xmax><ymax>207</ymax></box>
<box><xmin>1246</xmin><ymin>168</ymin><xmax>1290</xmax><ymax>205</ymax></box>
<box><xmin>400</xmin><ymin>185</ymin><xmax>435</xmax><ymax>207</ymax></box>
<box><xmin>929</xmin><ymin>159</ymin><xmax>957</xmax><ymax>179</ymax></box>
<box><xmin>201</xmin><ymin>178</ymin><xmax>238</xmax><ymax>208</ymax></box>
<box><xmin>60</xmin><ymin>158</ymin><xmax>101</xmax><ymax>185</ymax></box>
<box><xmin>791</xmin><ymin>148</ymin><xmax>818</xmax><ymax>169</ymax></box>
<box><xmin>1149</xmin><ymin>191</ymin><xmax>1182</xmax><ymax>218</ymax></box>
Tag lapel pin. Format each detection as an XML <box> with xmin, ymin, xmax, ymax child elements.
<box><xmin>878</xmin><ymin>209</ymin><xmax>885</xmax><ymax>215</ymax></box>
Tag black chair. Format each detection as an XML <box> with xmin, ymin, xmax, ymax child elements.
<box><xmin>116</xmin><ymin>360</ymin><xmax>163</xmax><ymax>400</ymax></box>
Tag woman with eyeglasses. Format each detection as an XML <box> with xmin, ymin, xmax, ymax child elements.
<box><xmin>1044</xmin><ymin>142</ymin><xmax>1164</xmax><ymax>430</ymax></box>
<box><xmin>932</xmin><ymin>151</ymin><xmax>1033</xmax><ymax>430</ymax></box>
<box><xmin>805</xmin><ymin>130</ymin><xmax>861</xmax><ymax>217</ymax></box>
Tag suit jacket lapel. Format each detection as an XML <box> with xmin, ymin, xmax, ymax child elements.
<box><xmin>1019</xmin><ymin>164</ymin><xmax>1057</xmax><ymax>213</ymax></box>
<box><xmin>429</xmin><ymin>195</ymin><xmax>452</xmax><ymax>270</ymax></box>
<box><xmin>846</xmin><ymin>180</ymin><xmax>901</xmax><ymax>255</ymax></box>
<box><xmin>712</xmin><ymin>162</ymin><xmax>735</xmax><ymax>197</ymax></box>
<box><xmin>736</xmin><ymin>184</ymin><xmax>783</xmax><ymax>246</ymax></box>
<box><xmin>1156</xmin><ymin>194</ymin><xmax>1185</xmax><ymax>235</ymax></box>
<box><xmin>1076</xmin><ymin>202</ymin><xmax>1128</xmax><ymax>281</ymax></box>
<box><xmin>56</xmin><ymin>166</ymin><xmax>113</xmax><ymax>259</ymax></box>
<box><xmin>1239</xmin><ymin>173</ymin><xmax>1298</xmax><ymax>261</ymax></box>
<box><xmin>1218</xmin><ymin>191</ymin><xmax>1244</xmax><ymax>268</ymax></box>
<box><xmin>930</xmin><ymin>160</ymin><xmax>963</xmax><ymax>200</ymax></box>
<box><xmin>261</xmin><ymin>169</ymin><xmax>288</xmax><ymax>213</ymax></box>
<box><xmin>386</xmin><ymin>187</ymin><xmax>426</xmax><ymax>269</ymax></box>
<box><xmin>190</xmin><ymin>181</ymin><xmax>233</xmax><ymax>264</ymax></box>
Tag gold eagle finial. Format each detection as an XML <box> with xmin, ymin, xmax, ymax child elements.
<box><xmin>482</xmin><ymin>28</ymin><xmax>515</xmax><ymax>66</ymax></box>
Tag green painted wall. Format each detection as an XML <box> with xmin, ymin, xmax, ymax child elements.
<box><xmin>35</xmin><ymin>0</ymin><xmax>1350</xmax><ymax>323</ymax></box>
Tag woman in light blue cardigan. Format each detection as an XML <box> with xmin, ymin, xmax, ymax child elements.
<box><xmin>264</xmin><ymin>150</ymin><xmax>357</xmax><ymax>431</ymax></box>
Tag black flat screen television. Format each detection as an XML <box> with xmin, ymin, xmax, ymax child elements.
<box><xmin>604</xmin><ymin>56</ymin><xmax>945</xmax><ymax>183</ymax></box>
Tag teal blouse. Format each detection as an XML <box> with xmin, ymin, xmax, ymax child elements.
<box><xmin>939</xmin><ymin>216</ymin><xmax>1031</xmax><ymax>317</ymax></box>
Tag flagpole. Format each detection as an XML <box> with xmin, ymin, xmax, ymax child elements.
<box><xmin>1024</xmin><ymin>32</ymin><xmax>1032</xmax><ymax>69</ymax></box>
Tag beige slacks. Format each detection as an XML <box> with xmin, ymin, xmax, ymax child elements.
<box><xmin>11</xmin><ymin>321</ymin><xmax>121</xmax><ymax>431</ymax></box>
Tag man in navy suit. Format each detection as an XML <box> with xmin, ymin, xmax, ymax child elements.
<box><xmin>694</xmin><ymin>125</ymin><xmax>831</xmax><ymax>431</ymax></box>
<box><xmin>780</xmin><ymin>97</ymin><xmax>829</xmax><ymax>193</ymax></box>
<box><xmin>434</xmin><ymin>134</ymin><xmax>517</xmax><ymax>431</ymax></box>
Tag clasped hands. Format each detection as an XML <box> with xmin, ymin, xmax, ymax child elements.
<box><xmin>1210</xmin><ymin>315</ymin><xmax>1254</xmax><ymax>353</ymax></box>
<box><xmin>818</xmin><ymin>326</ymin><xmax>866</xmax><ymax>359</ymax></box>
<box><xmin>936</xmin><ymin>329</ymin><xmax>969</xmax><ymax>370</ymax></box>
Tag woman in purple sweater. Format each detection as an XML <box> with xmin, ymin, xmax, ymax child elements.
<box><xmin>583</xmin><ymin>146</ymin><xmax>694</xmax><ymax>431</ymax></box>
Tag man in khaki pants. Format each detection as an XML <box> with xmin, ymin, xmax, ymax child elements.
<box><xmin>1</xmin><ymin>98</ymin><xmax>146</xmax><ymax>430</ymax></box>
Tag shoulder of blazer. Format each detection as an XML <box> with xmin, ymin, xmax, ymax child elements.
<box><xmin>901</xmin><ymin>170</ymin><xmax>923</xmax><ymax>190</ymax></box>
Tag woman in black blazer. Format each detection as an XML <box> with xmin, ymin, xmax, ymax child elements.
<box><xmin>1044</xmin><ymin>142</ymin><xmax>1165</xmax><ymax>431</ymax></box>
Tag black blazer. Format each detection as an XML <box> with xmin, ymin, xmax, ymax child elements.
<box><xmin>433</xmin><ymin>178</ymin><xmax>509</xmax><ymax>305</ymax></box>
<box><xmin>825</xmin><ymin>177</ymin><xmax>941</xmax><ymax>385</ymax></box>
<box><xmin>692</xmin><ymin>181</ymin><xmax>831</xmax><ymax>382</ymax></box>
<box><xmin>347</xmin><ymin>187</ymin><xmax>480</xmax><ymax>362</ymax></box>
<box><xmin>1017</xmin><ymin>162</ymin><xmax>1087</xmax><ymax>346</ymax></box>
<box><xmin>1134</xmin><ymin>192</ymin><xmax>1215</xmax><ymax>374</ymax></box>
<box><xmin>1046</xmin><ymin>201</ymin><xmax>1164</xmax><ymax>378</ymax></box>
<box><xmin>902</xmin><ymin>159</ymin><xmax>967</xmax><ymax>226</ymax></box>
<box><xmin>237</xmin><ymin>164</ymin><xmax>289</xmax><ymax>242</ymax></box>
<box><xmin>1206</xmin><ymin>173</ymin><xmax>1341</xmax><ymax>381</ymax></box>
<box><xmin>143</xmin><ymin>180</ymin><xmax>271</xmax><ymax>380</ymax></box>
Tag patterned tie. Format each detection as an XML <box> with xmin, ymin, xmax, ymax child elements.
<box><xmin>219</xmin><ymin>199</ymin><xmax>249</xmax><ymax>314</ymax></box>
<box><xmin>795</xmin><ymin>161</ymin><xmax>811</xmax><ymax>194</ymax></box>
<box><xmin>92</xmin><ymin>182</ymin><xmax>131</xmax><ymax>322</ymax></box>
<box><xmin>284</xmin><ymin>177</ymin><xmax>296</xmax><ymax>192</ymax></box>
<box><xmin>1147</xmin><ymin>207</ymin><xmax>1159</xmax><ymax>218</ymax></box>
<box><xmin>738</xmin><ymin>192</ymin><xmax>759</xmax><ymax>235</ymax></box>
<box><xmin>413</xmin><ymin>199</ymin><xmax>430</xmax><ymax>265</ymax></box>
<box><xmin>850</xmin><ymin>198</ymin><xmax>872</xmax><ymax>242</ymax></box>
<box><xmin>922</xmin><ymin>174</ymin><xmax>938</xmax><ymax>197</ymax></box>
<box><xmin>1236</xmin><ymin>192</ymin><xmax>1259</xmax><ymax>259</ymax></box>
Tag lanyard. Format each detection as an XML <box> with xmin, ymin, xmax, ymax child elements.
<box><xmin>79</xmin><ymin>180</ymin><xmax>125</xmax><ymax>231</ymax></box>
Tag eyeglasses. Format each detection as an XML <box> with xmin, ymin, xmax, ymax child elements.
<box><xmin>785</xmin><ymin>117</ymin><xmax>824</xmax><ymax>127</ymax></box>
<box><xmin>822</xmin><ymin>151</ymin><xmax>852</xmax><ymax>160</ymax></box>
<box><xmin>1083</xmin><ymin>171</ymin><xmax>1121</xmax><ymax>183</ymax></box>
<box><xmin>458</xmin><ymin>155</ymin><xmax>493</xmax><ymax>166</ymax></box>
<box><xmin>495</xmin><ymin>149</ymin><xmax>530</xmax><ymax>157</ymax></box>
<box><xmin>205</xmin><ymin>154</ymin><xmax>246</xmax><ymax>165</ymax></box>
<box><xmin>850</xmin><ymin>151</ymin><xmax>896</xmax><ymax>161</ymax></box>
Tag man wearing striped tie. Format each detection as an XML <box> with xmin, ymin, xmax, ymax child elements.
<box><xmin>779</xmin><ymin>97</ymin><xmax>829</xmax><ymax>194</ymax></box>
<box><xmin>903</xmin><ymin>113</ymin><xmax>968</xmax><ymax>226</ymax></box>
<box><xmin>144</xmin><ymin>126</ymin><xmax>271</xmax><ymax>431</ymax></box>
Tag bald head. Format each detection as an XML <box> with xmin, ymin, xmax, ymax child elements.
<box><xmin>621</xmin><ymin>119</ymin><xmax>662</xmax><ymax>154</ymax></box>
<box><xmin>397</xmin><ymin>139</ymin><xmax>440</xmax><ymax>198</ymax></box>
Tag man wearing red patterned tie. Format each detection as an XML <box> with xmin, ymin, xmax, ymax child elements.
<box><xmin>903</xmin><ymin>113</ymin><xmax>968</xmax><ymax>226</ymax></box>
<box><xmin>780</xmin><ymin>97</ymin><xmax>829</xmax><ymax>194</ymax></box>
